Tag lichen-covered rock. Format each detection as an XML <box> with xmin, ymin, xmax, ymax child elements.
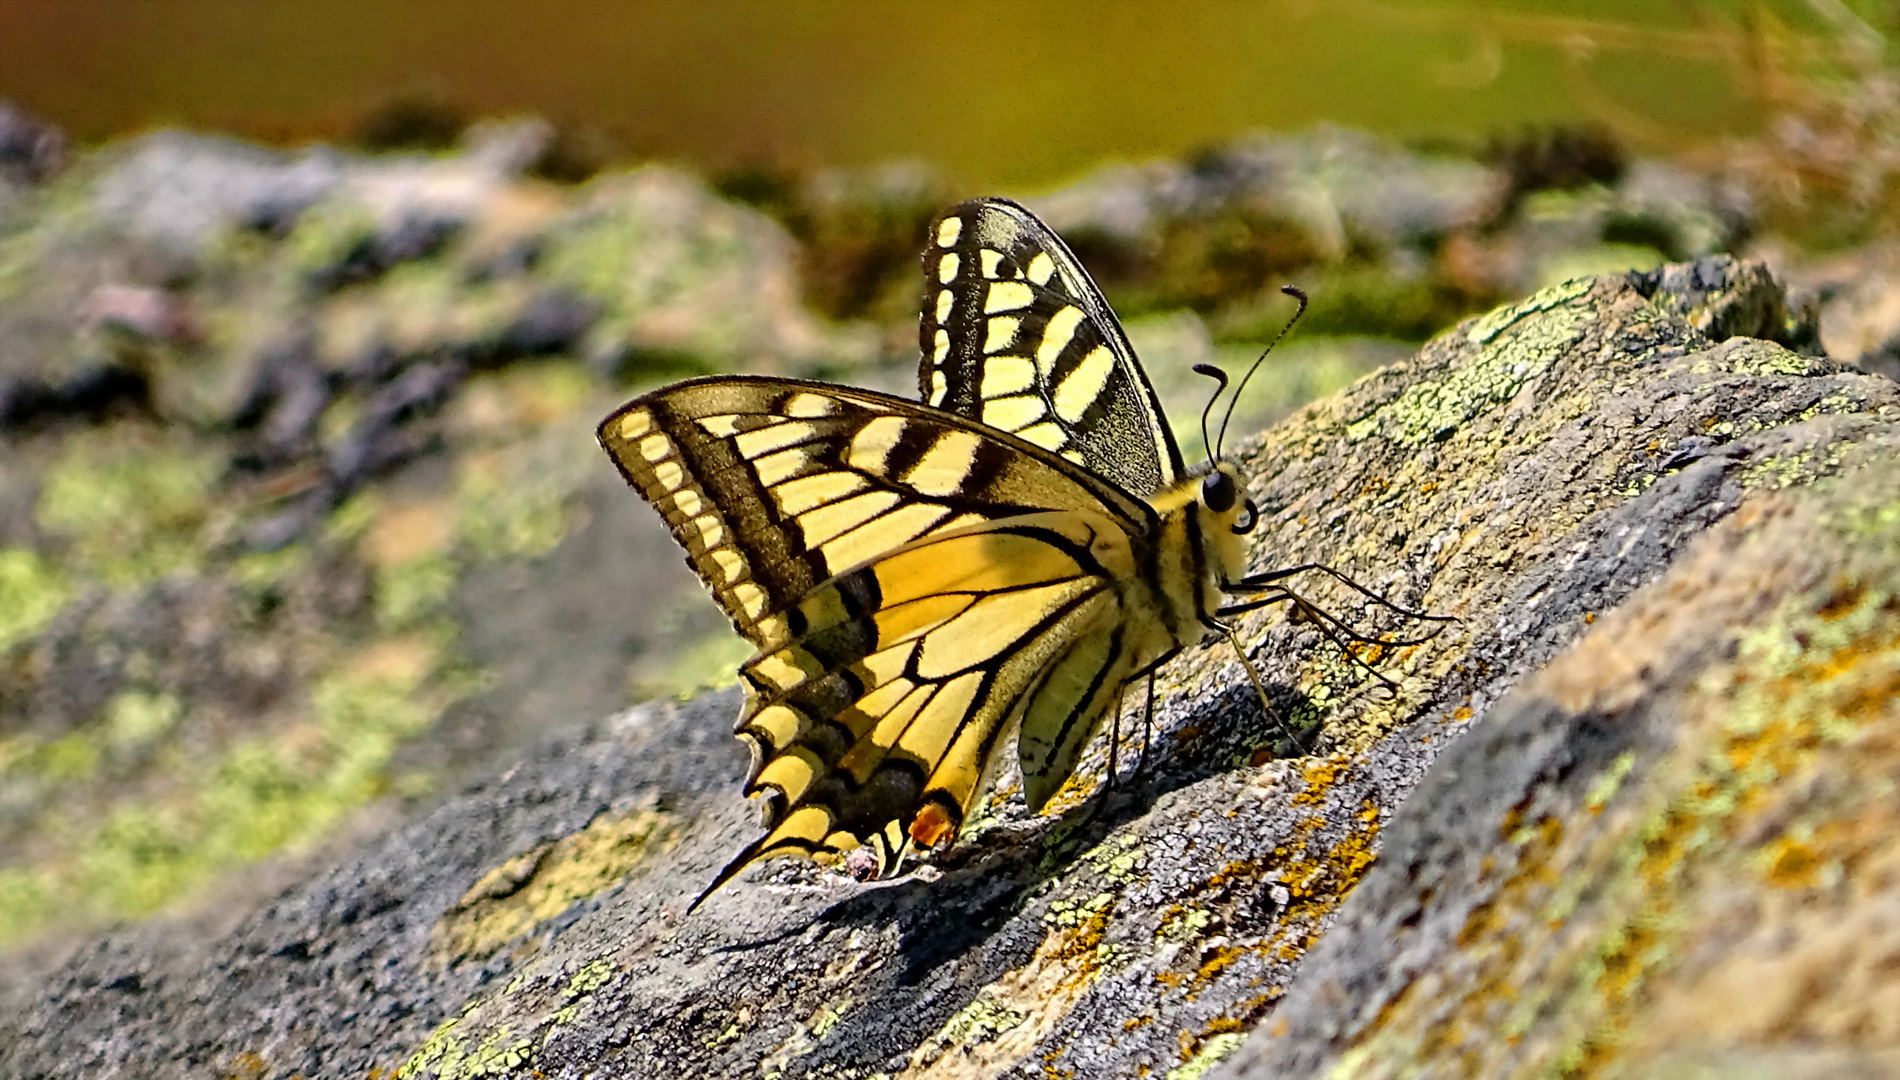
<box><xmin>0</xmin><ymin>121</ymin><xmax>1559</xmax><ymax>965</ymax></box>
<box><xmin>1221</xmin><ymin>361</ymin><xmax>1900</xmax><ymax>1077</ymax></box>
<box><xmin>0</xmin><ymin>123</ymin><xmax>869</xmax><ymax>958</ymax></box>
<box><xmin>3</xmin><ymin>252</ymin><xmax>1889</xmax><ymax>1080</ymax></box>
<box><xmin>1221</xmin><ymin>438</ymin><xmax>1900</xmax><ymax>1080</ymax></box>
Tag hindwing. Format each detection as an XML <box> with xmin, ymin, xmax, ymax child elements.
<box><xmin>918</xmin><ymin>197</ymin><xmax>1183</xmax><ymax>497</ymax></box>
<box><xmin>713</xmin><ymin>510</ymin><xmax>1138</xmax><ymax>893</ymax></box>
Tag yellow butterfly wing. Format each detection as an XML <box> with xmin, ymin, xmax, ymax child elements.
<box><xmin>720</xmin><ymin>509</ymin><xmax>1140</xmax><ymax>896</ymax></box>
<box><xmin>919</xmin><ymin>197</ymin><xmax>1184</xmax><ymax>497</ymax></box>
<box><xmin>598</xmin><ymin>377</ymin><xmax>1167</xmax><ymax>899</ymax></box>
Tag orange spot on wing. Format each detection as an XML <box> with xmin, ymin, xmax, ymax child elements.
<box><xmin>909</xmin><ymin>804</ymin><xmax>956</xmax><ymax>847</ymax></box>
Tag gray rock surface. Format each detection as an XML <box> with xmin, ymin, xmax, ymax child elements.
<box><xmin>5</xmin><ymin>256</ymin><xmax>1892</xmax><ymax>1080</ymax></box>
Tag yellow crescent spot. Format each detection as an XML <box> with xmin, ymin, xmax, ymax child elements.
<box><xmin>617</xmin><ymin>410</ymin><xmax>652</xmax><ymax>440</ymax></box>
<box><xmin>732</xmin><ymin>581</ymin><xmax>769</xmax><ymax>619</ymax></box>
<box><xmin>711</xmin><ymin>548</ymin><xmax>747</xmax><ymax>584</ymax></box>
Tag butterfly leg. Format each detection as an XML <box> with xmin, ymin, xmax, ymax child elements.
<box><xmin>1077</xmin><ymin>657</ymin><xmax>1170</xmax><ymax>834</ymax></box>
<box><xmin>1228</xmin><ymin>563</ymin><xmax>1458</xmax><ymax>629</ymax></box>
<box><xmin>1219</xmin><ymin>622</ymin><xmax>1297</xmax><ymax>743</ymax></box>
<box><xmin>1224</xmin><ymin>586</ymin><xmax>1415</xmax><ymax>690</ymax></box>
<box><xmin>1135</xmin><ymin>672</ymin><xmax>1155</xmax><ymax>781</ymax></box>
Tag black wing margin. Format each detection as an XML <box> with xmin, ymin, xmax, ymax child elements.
<box><xmin>917</xmin><ymin>197</ymin><xmax>1183</xmax><ymax>498</ymax></box>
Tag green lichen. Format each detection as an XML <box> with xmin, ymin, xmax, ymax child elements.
<box><xmin>1691</xmin><ymin>339</ymin><xmax>1823</xmax><ymax>378</ymax></box>
<box><xmin>36</xmin><ymin>731</ymin><xmax>101</xmax><ymax>781</ymax></box>
<box><xmin>1838</xmin><ymin>492</ymin><xmax>1900</xmax><ymax>543</ymax></box>
<box><xmin>1159</xmin><ymin>905</ymin><xmax>1214</xmax><ymax>942</ymax></box>
<box><xmin>397</xmin><ymin>1012</ymin><xmax>534</xmax><ymax>1080</ymax></box>
<box><xmin>1738</xmin><ymin>438</ymin><xmax>1850</xmax><ymax>491</ymax></box>
<box><xmin>325</xmin><ymin>490</ymin><xmax>381</xmax><ymax>544</ymax></box>
<box><xmin>1541</xmin><ymin>499</ymin><xmax>1900</xmax><ymax>1074</ymax></box>
<box><xmin>378</xmin><ymin>260</ymin><xmax>502</xmax><ymax>345</ymax></box>
<box><xmin>400</xmin><ymin>1010</ymin><xmax>473</xmax><ymax>1079</ymax></box>
<box><xmin>1584</xmin><ymin>752</ymin><xmax>1637</xmax><ymax>815</ymax></box>
<box><xmin>376</xmin><ymin>554</ymin><xmax>458</xmax><ymax>629</ymax></box>
<box><xmin>809</xmin><ymin>1001</ymin><xmax>848</xmax><ymax>1038</ymax></box>
<box><xmin>1464</xmin><ymin>276</ymin><xmax>1594</xmax><ymax>346</ymax></box>
<box><xmin>910</xmin><ymin>996</ymin><xmax>1030</xmax><ymax>1067</ymax></box>
<box><xmin>1798</xmin><ymin>390</ymin><xmax>1869</xmax><ymax>423</ymax></box>
<box><xmin>1167</xmin><ymin>1032</ymin><xmax>1248</xmax><ymax>1080</ymax></box>
<box><xmin>35</xmin><ymin>435</ymin><xmax>220</xmax><ymax>587</ymax></box>
<box><xmin>1046</xmin><ymin>892</ymin><xmax>1115</xmax><ymax>928</ymax></box>
<box><xmin>229</xmin><ymin>545</ymin><xmax>310</xmax><ymax>592</ymax></box>
<box><xmin>0</xmin><ymin>653</ymin><xmax>457</xmax><ymax>946</ymax></box>
<box><xmin>285</xmin><ymin>200</ymin><xmax>382</xmax><ymax>279</ymax></box>
<box><xmin>1348</xmin><ymin>278</ymin><xmax>1591</xmax><ymax>447</ymax></box>
<box><xmin>454</xmin><ymin>466</ymin><xmax>571</xmax><ymax>562</ymax></box>
<box><xmin>564</xmin><ymin>957</ymin><xmax>616</xmax><ymax>999</ymax></box>
<box><xmin>0</xmin><ymin>869</ymin><xmax>56</xmax><ymax>944</ymax></box>
<box><xmin>431</xmin><ymin>808</ymin><xmax>678</xmax><ymax>962</ymax></box>
<box><xmin>0</xmin><ymin>547</ymin><xmax>69</xmax><ymax>651</ymax></box>
<box><xmin>536</xmin><ymin>173</ymin><xmax>772</xmax><ymax>368</ymax></box>
<box><xmin>457</xmin><ymin>1029</ymin><xmax>534</xmax><ymax>1077</ymax></box>
<box><xmin>1083</xmin><ymin>831</ymin><xmax>1147</xmax><ymax>883</ymax></box>
<box><xmin>633</xmin><ymin>631</ymin><xmax>754</xmax><ymax>701</ymax></box>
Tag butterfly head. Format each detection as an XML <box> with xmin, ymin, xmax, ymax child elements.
<box><xmin>1188</xmin><ymin>284</ymin><xmax>1305</xmax><ymax>539</ymax></box>
<box><xmin>1198</xmin><ymin>465</ymin><xmax>1258</xmax><ymax>535</ymax></box>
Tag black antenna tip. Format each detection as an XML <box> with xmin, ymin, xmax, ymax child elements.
<box><xmin>1192</xmin><ymin>363</ymin><xmax>1226</xmax><ymax>381</ymax></box>
<box><xmin>1281</xmin><ymin>285</ymin><xmax>1307</xmax><ymax>301</ymax></box>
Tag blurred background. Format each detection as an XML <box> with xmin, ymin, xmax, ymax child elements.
<box><xmin>1</xmin><ymin>0</ymin><xmax>1894</xmax><ymax>958</ymax></box>
<box><xmin>0</xmin><ymin>1</ymin><xmax>1784</xmax><ymax>188</ymax></box>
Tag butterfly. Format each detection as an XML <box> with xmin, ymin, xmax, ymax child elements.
<box><xmin>600</xmin><ymin>197</ymin><xmax>1327</xmax><ymax>911</ymax></box>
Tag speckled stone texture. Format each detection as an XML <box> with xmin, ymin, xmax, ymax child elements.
<box><xmin>4</xmin><ymin>260</ymin><xmax>1894</xmax><ymax>1080</ymax></box>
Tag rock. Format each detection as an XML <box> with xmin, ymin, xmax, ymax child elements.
<box><xmin>0</xmin><ymin>100</ymin><xmax>66</xmax><ymax>191</ymax></box>
<box><xmin>3</xmin><ymin>255</ymin><xmax>1891</xmax><ymax>1080</ymax></box>
<box><xmin>1031</xmin><ymin>126</ymin><xmax>1502</xmax><ymax>258</ymax></box>
<box><xmin>1778</xmin><ymin>238</ymin><xmax>1900</xmax><ymax>383</ymax></box>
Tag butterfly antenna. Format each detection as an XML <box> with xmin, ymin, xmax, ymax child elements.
<box><xmin>1193</xmin><ymin>363</ymin><xmax>1229</xmax><ymax>464</ymax></box>
<box><xmin>1216</xmin><ymin>286</ymin><xmax>1308</xmax><ymax>461</ymax></box>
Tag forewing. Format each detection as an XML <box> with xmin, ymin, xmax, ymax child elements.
<box><xmin>704</xmin><ymin>510</ymin><xmax>1129</xmax><ymax>898</ymax></box>
<box><xmin>597</xmin><ymin>376</ymin><xmax>1154</xmax><ymax>648</ymax></box>
<box><xmin>918</xmin><ymin>197</ymin><xmax>1183</xmax><ymax>497</ymax></box>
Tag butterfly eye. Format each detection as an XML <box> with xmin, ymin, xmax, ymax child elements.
<box><xmin>1201</xmin><ymin>471</ymin><xmax>1236</xmax><ymax>513</ymax></box>
<box><xmin>1231</xmin><ymin>497</ymin><xmax>1259</xmax><ymax>535</ymax></box>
